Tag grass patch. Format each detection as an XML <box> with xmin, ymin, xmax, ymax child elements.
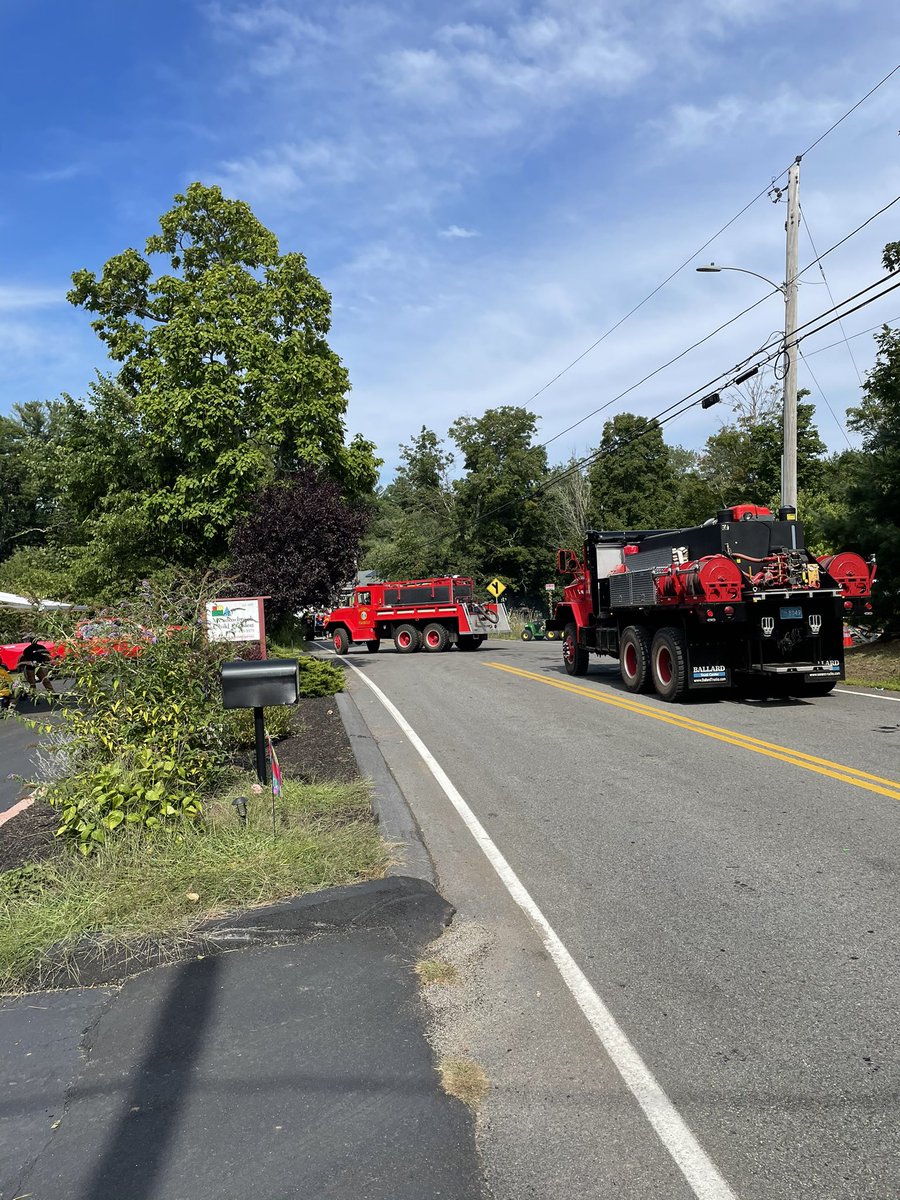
<box><xmin>438</xmin><ymin>1056</ymin><xmax>489</xmax><ymax>1110</ymax></box>
<box><xmin>844</xmin><ymin>639</ymin><xmax>900</xmax><ymax>691</ymax></box>
<box><xmin>0</xmin><ymin>775</ymin><xmax>386</xmax><ymax>993</ymax></box>
<box><xmin>416</xmin><ymin>958</ymin><xmax>460</xmax><ymax>986</ymax></box>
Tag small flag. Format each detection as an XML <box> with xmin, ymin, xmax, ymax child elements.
<box><xmin>266</xmin><ymin>731</ymin><xmax>283</xmax><ymax>797</ymax></box>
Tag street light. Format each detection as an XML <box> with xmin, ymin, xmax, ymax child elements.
<box><xmin>695</xmin><ymin>263</ymin><xmax>785</xmax><ymax>295</ymax></box>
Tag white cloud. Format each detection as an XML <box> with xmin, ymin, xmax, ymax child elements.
<box><xmin>0</xmin><ymin>285</ymin><xmax>64</xmax><ymax>312</ymax></box>
<box><xmin>439</xmin><ymin>225</ymin><xmax>480</xmax><ymax>239</ymax></box>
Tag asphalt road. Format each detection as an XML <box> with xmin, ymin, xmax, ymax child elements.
<box><xmin>338</xmin><ymin>638</ymin><xmax>899</xmax><ymax>1200</ymax></box>
<box><xmin>0</xmin><ymin>695</ymin><xmax>59</xmax><ymax>814</ymax></box>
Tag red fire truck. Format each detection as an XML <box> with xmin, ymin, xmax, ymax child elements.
<box><xmin>325</xmin><ymin>576</ymin><xmax>510</xmax><ymax>653</ymax></box>
<box><xmin>548</xmin><ymin>503</ymin><xmax>875</xmax><ymax>700</ymax></box>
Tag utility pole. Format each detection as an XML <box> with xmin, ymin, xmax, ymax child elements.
<box><xmin>781</xmin><ymin>157</ymin><xmax>801</xmax><ymax>511</ymax></box>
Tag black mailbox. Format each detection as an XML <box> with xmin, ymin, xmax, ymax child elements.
<box><xmin>221</xmin><ymin>659</ymin><xmax>299</xmax><ymax>709</ymax></box>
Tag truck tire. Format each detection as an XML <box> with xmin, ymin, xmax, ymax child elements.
<box><xmin>457</xmin><ymin>635</ymin><xmax>484</xmax><ymax>651</ymax></box>
<box><xmin>393</xmin><ymin>624</ymin><xmax>422</xmax><ymax>654</ymax></box>
<box><xmin>650</xmin><ymin>628</ymin><xmax>689</xmax><ymax>701</ymax></box>
<box><xmin>332</xmin><ymin>627</ymin><xmax>350</xmax><ymax>654</ymax></box>
<box><xmin>423</xmin><ymin>623</ymin><xmax>450</xmax><ymax>653</ymax></box>
<box><xmin>619</xmin><ymin>626</ymin><xmax>652</xmax><ymax>693</ymax></box>
<box><xmin>802</xmin><ymin>680</ymin><xmax>838</xmax><ymax>697</ymax></box>
<box><xmin>365</xmin><ymin>639</ymin><xmax>381</xmax><ymax>653</ymax></box>
<box><xmin>521</xmin><ymin>628</ymin><xmax>534</xmax><ymax>641</ymax></box>
<box><xmin>563</xmin><ymin>623</ymin><xmax>589</xmax><ymax>676</ymax></box>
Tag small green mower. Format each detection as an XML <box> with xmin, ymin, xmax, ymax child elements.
<box><xmin>520</xmin><ymin>620</ymin><xmax>557</xmax><ymax>642</ymax></box>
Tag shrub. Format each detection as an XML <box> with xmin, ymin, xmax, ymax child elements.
<box><xmin>31</xmin><ymin>578</ymin><xmax>231</xmax><ymax>852</ymax></box>
<box><xmin>224</xmin><ymin>704</ymin><xmax>293</xmax><ymax>748</ymax></box>
<box><xmin>295</xmin><ymin>654</ymin><xmax>344</xmax><ymax>697</ymax></box>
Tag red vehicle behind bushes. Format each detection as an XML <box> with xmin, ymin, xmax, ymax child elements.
<box><xmin>548</xmin><ymin>503</ymin><xmax>875</xmax><ymax>701</ymax></box>
<box><xmin>325</xmin><ymin>576</ymin><xmax>510</xmax><ymax>653</ymax></box>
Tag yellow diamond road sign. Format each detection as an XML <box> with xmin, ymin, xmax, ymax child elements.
<box><xmin>486</xmin><ymin>577</ymin><xmax>506</xmax><ymax>600</ymax></box>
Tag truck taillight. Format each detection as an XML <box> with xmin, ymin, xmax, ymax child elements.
<box><xmin>723</xmin><ymin>605</ymin><xmax>735</xmax><ymax>617</ymax></box>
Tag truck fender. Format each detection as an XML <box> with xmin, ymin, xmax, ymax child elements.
<box><xmin>547</xmin><ymin>605</ymin><xmax>574</xmax><ymax>633</ymax></box>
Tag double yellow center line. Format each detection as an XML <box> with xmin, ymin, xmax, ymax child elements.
<box><xmin>486</xmin><ymin>662</ymin><xmax>900</xmax><ymax>803</ymax></box>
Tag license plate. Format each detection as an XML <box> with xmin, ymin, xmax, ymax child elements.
<box><xmin>779</xmin><ymin>606</ymin><xmax>803</xmax><ymax>620</ymax></box>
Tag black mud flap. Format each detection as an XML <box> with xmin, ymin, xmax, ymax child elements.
<box><xmin>687</xmin><ymin>648</ymin><xmax>731</xmax><ymax>689</ymax></box>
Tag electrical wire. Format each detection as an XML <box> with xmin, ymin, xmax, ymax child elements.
<box><xmin>540</xmin><ymin>195</ymin><xmax>900</xmax><ymax>452</ymax></box>
<box><xmin>803</xmin><ymin>315</ymin><xmax>900</xmax><ymax>356</ymax></box>
<box><xmin>797</xmin><ymin>191</ymin><xmax>900</xmax><ymax>278</ymax></box>
<box><xmin>797</xmin><ymin>62</ymin><xmax>900</xmax><ymax>157</ymax></box>
<box><xmin>479</xmin><ymin>267</ymin><xmax>900</xmax><ymax>524</ymax></box>
<box><xmin>795</xmin><ymin>273</ymin><xmax>900</xmax><ymax>344</ymax></box>
<box><xmin>798</xmin><ymin>347</ymin><xmax>853</xmax><ymax>449</ymax></box>
<box><xmin>541</xmin><ymin>286</ymin><xmax>781</xmax><ymax>448</ymax></box>
<box><xmin>521</xmin><ymin>62</ymin><xmax>900</xmax><ymax>417</ymax></box>
<box><xmin>800</xmin><ymin>210</ymin><xmax>864</xmax><ymax>386</ymax></box>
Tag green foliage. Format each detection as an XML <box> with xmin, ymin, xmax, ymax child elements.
<box><xmin>367</xmin><ymin>428</ymin><xmax>458</xmax><ymax>579</ymax></box>
<box><xmin>0</xmin><ymin>774</ymin><xmax>386</xmax><ymax>992</ymax></box>
<box><xmin>65</xmin><ymin>183</ymin><xmax>379</xmax><ymax>571</ymax></box>
<box><xmin>224</xmin><ymin>704</ymin><xmax>293</xmax><ymax>748</ymax></box>
<box><xmin>296</xmin><ymin>655</ymin><xmax>344</xmax><ymax>697</ymax></box>
<box><xmin>31</xmin><ymin>579</ymin><xmax>231</xmax><ymax>851</ymax></box>
<box><xmin>230</xmin><ymin>468</ymin><xmax>369</xmax><ymax>623</ymax></box>
<box><xmin>832</xmin><ymin>322</ymin><xmax>900</xmax><ymax>631</ymax></box>
<box><xmin>366</xmin><ymin>408</ymin><xmax>554</xmax><ymax>599</ymax></box>
<box><xmin>586</xmin><ymin>413</ymin><xmax>675</xmax><ymax>530</ymax></box>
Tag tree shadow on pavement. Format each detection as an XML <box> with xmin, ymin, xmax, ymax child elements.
<box><xmin>77</xmin><ymin>955</ymin><xmax>222</xmax><ymax>1200</ymax></box>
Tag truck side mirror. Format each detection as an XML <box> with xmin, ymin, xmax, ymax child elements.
<box><xmin>557</xmin><ymin>549</ymin><xmax>579</xmax><ymax>575</ymax></box>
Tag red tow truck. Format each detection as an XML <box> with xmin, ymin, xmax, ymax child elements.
<box><xmin>325</xmin><ymin>576</ymin><xmax>510</xmax><ymax>653</ymax></box>
<box><xmin>548</xmin><ymin>503</ymin><xmax>875</xmax><ymax>701</ymax></box>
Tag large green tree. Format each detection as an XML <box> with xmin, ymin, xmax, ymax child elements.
<box><xmin>365</xmin><ymin>407</ymin><xmax>553</xmax><ymax>598</ymax></box>
<box><xmin>449</xmin><ymin>406</ymin><xmax>552</xmax><ymax>597</ymax></box>
<box><xmin>586</xmin><ymin>413</ymin><xmax>676</xmax><ymax>530</ymax></box>
<box><xmin>366</xmin><ymin>427</ymin><xmax>458</xmax><ymax>581</ymax></box>
<box><xmin>67</xmin><ymin>182</ymin><xmax>378</xmax><ymax>567</ymax></box>
<box><xmin>833</xmin><ymin>319</ymin><xmax>900</xmax><ymax>631</ymax></box>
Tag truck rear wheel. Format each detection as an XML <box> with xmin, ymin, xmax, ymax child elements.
<box><xmin>801</xmin><ymin>680</ymin><xmax>838</xmax><ymax>697</ymax></box>
<box><xmin>423</xmin><ymin>623</ymin><xmax>450</xmax><ymax>653</ymax></box>
<box><xmin>457</xmin><ymin>635</ymin><xmax>484</xmax><ymax>651</ymax></box>
<box><xmin>563</xmin><ymin>623</ymin><xmax>589</xmax><ymax>676</ymax></box>
<box><xmin>650</xmin><ymin>628</ymin><xmax>688</xmax><ymax>701</ymax></box>
<box><xmin>332</xmin><ymin>627</ymin><xmax>350</xmax><ymax>654</ymax></box>
<box><xmin>619</xmin><ymin>626</ymin><xmax>652</xmax><ymax>693</ymax></box>
<box><xmin>393</xmin><ymin>624</ymin><xmax>422</xmax><ymax>654</ymax></box>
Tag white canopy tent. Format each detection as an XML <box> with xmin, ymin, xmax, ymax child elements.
<box><xmin>0</xmin><ymin>591</ymin><xmax>73</xmax><ymax>611</ymax></box>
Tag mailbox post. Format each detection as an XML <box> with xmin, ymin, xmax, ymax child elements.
<box><xmin>221</xmin><ymin>659</ymin><xmax>299</xmax><ymax>784</ymax></box>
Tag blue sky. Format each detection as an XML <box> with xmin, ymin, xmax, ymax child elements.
<box><xmin>2</xmin><ymin>0</ymin><xmax>899</xmax><ymax>478</ymax></box>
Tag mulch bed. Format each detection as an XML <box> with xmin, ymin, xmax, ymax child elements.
<box><xmin>1</xmin><ymin>691</ymin><xmax>360</xmax><ymax>876</ymax></box>
<box><xmin>276</xmin><ymin>694</ymin><xmax>360</xmax><ymax>784</ymax></box>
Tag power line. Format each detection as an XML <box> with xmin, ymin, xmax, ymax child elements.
<box><xmin>804</xmin><ymin>315</ymin><xmax>900</xmax><ymax>356</ymax></box>
<box><xmin>795</xmin><ymin>272</ymin><xmax>900</xmax><ymax>344</ymax></box>
<box><xmin>481</xmin><ymin>268</ymin><xmax>900</xmax><ymax>524</ymax></box>
<box><xmin>800</xmin><ymin>211</ymin><xmax>864</xmax><ymax>386</ymax></box>
<box><xmin>798</xmin><ymin>61</ymin><xmax>900</xmax><ymax>156</ymax></box>
<box><xmin>798</xmin><ymin>347</ymin><xmax>853</xmax><ymax>449</ymax></box>
<box><xmin>797</xmin><ymin>191</ymin><xmax>900</xmax><ymax>278</ymax></box>
<box><xmin>541</xmin><ymin>192</ymin><xmax>900</xmax><ymax>452</ymax></box>
<box><xmin>541</xmin><ymin>286</ymin><xmax>780</xmax><ymax>448</ymax></box>
<box><xmin>524</xmin><ymin>63</ymin><xmax>900</xmax><ymax>416</ymax></box>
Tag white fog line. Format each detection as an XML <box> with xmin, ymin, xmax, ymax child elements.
<box><xmin>339</xmin><ymin>653</ymin><xmax>739</xmax><ymax>1200</ymax></box>
<box><xmin>837</xmin><ymin>687</ymin><xmax>900</xmax><ymax>702</ymax></box>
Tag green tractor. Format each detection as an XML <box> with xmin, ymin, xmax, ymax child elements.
<box><xmin>520</xmin><ymin>619</ymin><xmax>558</xmax><ymax>642</ymax></box>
